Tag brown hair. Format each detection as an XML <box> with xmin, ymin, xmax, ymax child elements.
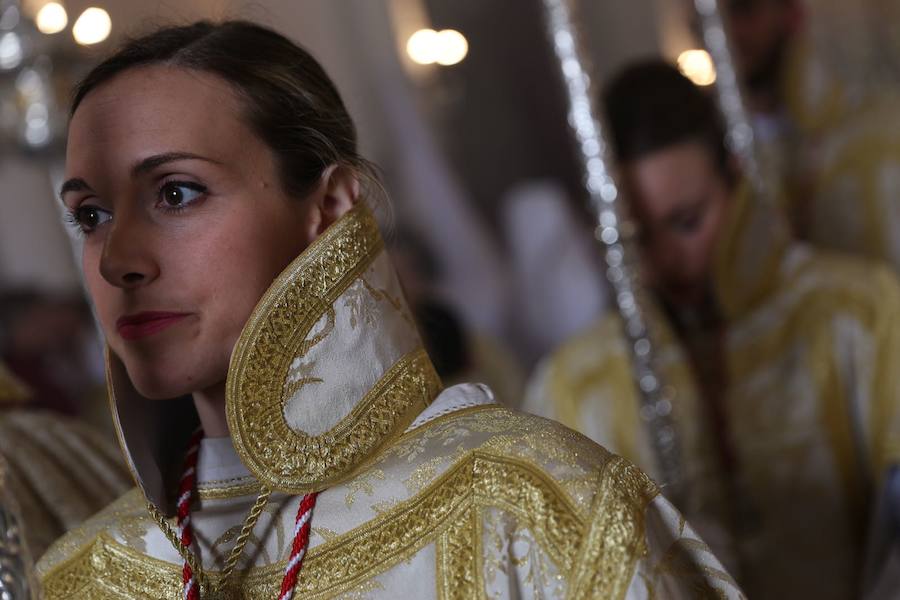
<box><xmin>603</xmin><ymin>59</ymin><xmax>735</xmax><ymax>184</ymax></box>
<box><xmin>72</xmin><ymin>20</ymin><xmax>378</xmax><ymax>200</ymax></box>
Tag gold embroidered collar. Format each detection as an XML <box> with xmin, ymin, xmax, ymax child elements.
<box><xmin>108</xmin><ymin>203</ymin><xmax>443</xmax><ymax>514</ymax></box>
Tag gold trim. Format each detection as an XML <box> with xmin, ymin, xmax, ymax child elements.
<box><xmin>41</xmin><ymin>534</ymin><xmax>182</xmax><ymax>599</ymax></box>
<box><xmin>567</xmin><ymin>456</ymin><xmax>657</xmax><ymax>600</ymax></box>
<box><xmin>197</xmin><ymin>478</ymin><xmax>262</xmax><ymax>501</ymax></box>
<box><xmin>227</xmin><ymin>203</ymin><xmax>441</xmax><ymax>493</ymax></box>
<box><xmin>43</xmin><ymin>450</ymin><xmax>629</xmax><ymax>599</ymax></box>
<box><xmin>435</xmin><ymin>506</ymin><xmax>479</xmax><ymax>600</ymax></box>
<box><xmin>197</xmin><ymin>405</ymin><xmax>500</xmax><ymax>502</ymax></box>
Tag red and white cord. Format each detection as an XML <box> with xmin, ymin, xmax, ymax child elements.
<box><xmin>277</xmin><ymin>491</ymin><xmax>319</xmax><ymax>600</ymax></box>
<box><xmin>175</xmin><ymin>430</ymin><xmax>319</xmax><ymax>599</ymax></box>
<box><xmin>176</xmin><ymin>428</ymin><xmax>204</xmax><ymax>600</ymax></box>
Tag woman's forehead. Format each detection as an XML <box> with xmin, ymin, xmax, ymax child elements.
<box><xmin>66</xmin><ymin>65</ymin><xmax>252</xmax><ymax>175</ymax></box>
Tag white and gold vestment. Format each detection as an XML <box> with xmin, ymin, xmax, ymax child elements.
<box><xmin>526</xmin><ymin>183</ymin><xmax>900</xmax><ymax>599</ymax></box>
<box><xmin>39</xmin><ymin>203</ymin><xmax>742</xmax><ymax>599</ymax></box>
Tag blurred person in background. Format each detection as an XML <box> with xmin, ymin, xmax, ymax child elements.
<box><xmin>38</xmin><ymin>21</ymin><xmax>744</xmax><ymax>599</ymax></box>
<box><xmin>0</xmin><ymin>289</ymin><xmax>107</xmax><ymax>420</ymax></box>
<box><xmin>501</xmin><ymin>180</ymin><xmax>609</xmax><ymax>368</ymax></box>
<box><xmin>0</xmin><ymin>360</ymin><xmax>130</xmax><ymax>563</ymax></box>
<box><xmin>724</xmin><ymin>0</ymin><xmax>900</xmax><ymax>272</ymax></box>
<box><xmin>525</xmin><ymin>60</ymin><xmax>900</xmax><ymax>599</ymax></box>
<box><xmin>390</xmin><ymin>229</ymin><xmax>525</xmax><ymax>407</ymax></box>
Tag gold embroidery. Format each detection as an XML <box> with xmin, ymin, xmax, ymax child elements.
<box><xmin>436</xmin><ymin>506</ymin><xmax>479</xmax><ymax>600</ymax></box>
<box><xmin>227</xmin><ymin>204</ymin><xmax>442</xmax><ymax>493</ymax></box>
<box><xmin>345</xmin><ymin>279</ymin><xmax>381</xmax><ymax>329</ymax></box>
<box><xmin>403</xmin><ymin>445</ymin><xmax>466</xmax><ymax>496</ymax></box>
<box><xmin>42</xmin><ymin>451</ymin><xmax>606</xmax><ymax>599</ymax></box>
<box><xmin>282</xmin><ymin>307</ymin><xmax>335</xmax><ymax>400</ymax></box>
<box><xmin>190</xmin><ymin>407</ymin><xmax>497</xmax><ymax>505</ymax></box>
<box><xmin>197</xmin><ymin>479</ymin><xmax>263</xmax><ymax>501</ymax></box>
<box><xmin>344</xmin><ymin>469</ymin><xmax>386</xmax><ymax>509</ymax></box>
<box><xmin>41</xmin><ymin>534</ymin><xmax>183</xmax><ymax>599</ymax></box>
<box><xmin>117</xmin><ymin>514</ymin><xmax>150</xmax><ymax>554</ymax></box>
<box><xmin>567</xmin><ymin>457</ymin><xmax>657</xmax><ymax>599</ymax></box>
<box><xmin>313</xmin><ymin>527</ymin><xmax>340</xmax><ymax>542</ymax></box>
<box><xmin>360</xmin><ymin>277</ymin><xmax>415</xmax><ymax>328</ymax></box>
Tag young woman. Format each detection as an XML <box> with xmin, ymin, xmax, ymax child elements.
<box><xmin>37</xmin><ymin>21</ymin><xmax>742</xmax><ymax>598</ymax></box>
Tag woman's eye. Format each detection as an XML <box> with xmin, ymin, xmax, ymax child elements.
<box><xmin>158</xmin><ymin>181</ymin><xmax>207</xmax><ymax>210</ymax></box>
<box><xmin>69</xmin><ymin>205</ymin><xmax>112</xmax><ymax>234</ymax></box>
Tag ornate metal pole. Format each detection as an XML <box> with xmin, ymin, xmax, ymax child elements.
<box><xmin>0</xmin><ymin>459</ymin><xmax>36</xmax><ymax>600</ymax></box>
<box><xmin>693</xmin><ymin>0</ymin><xmax>773</xmax><ymax>201</ymax></box>
<box><xmin>541</xmin><ymin>0</ymin><xmax>683</xmax><ymax>499</ymax></box>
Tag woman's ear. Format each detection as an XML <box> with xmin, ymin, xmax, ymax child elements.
<box><xmin>313</xmin><ymin>165</ymin><xmax>360</xmax><ymax>235</ymax></box>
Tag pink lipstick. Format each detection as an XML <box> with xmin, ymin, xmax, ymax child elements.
<box><xmin>116</xmin><ymin>312</ymin><xmax>189</xmax><ymax>341</ymax></box>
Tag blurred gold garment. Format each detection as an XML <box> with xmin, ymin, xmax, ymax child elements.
<box><xmin>0</xmin><ymin>362</ymin><xmax>30</xmax><ymax>406</ymax></box>
<box><xmin>39</xmin><ymin>204</ymin><xmax>744</xmax><ymax>599</ymax></box>
<box><xmin>779</xmin><ymin>26</ymin><xmax>900</xmax><ymax>269</ymax></box>
<box><xmin>526</xmin><ymin>182</ymin><xmax>900</xmax><ymax>599</ymax></box>
<box><xmin>0</xmin><ymin>361</ymin><xmax>132</xmax><ymax>560</ymax></box>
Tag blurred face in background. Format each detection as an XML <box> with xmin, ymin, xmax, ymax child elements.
<box><xmin>724</xmin><ymin>0</ymin><xmax>800</xmax><ymax>98</ymax></box>
<box><xmin>622</xmin><ymin>141</ymin><xmax>732</xmax><ymax>308</ymax></box>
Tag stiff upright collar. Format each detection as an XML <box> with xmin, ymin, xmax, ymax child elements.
<box><xmin>108</xmin><ymin>203</ymin><xmax>443</xmax><ymax>514</ymax></box>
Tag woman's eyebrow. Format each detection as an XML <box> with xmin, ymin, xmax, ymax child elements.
<box><xmin>131</xmin><ymin>151</ymin><xmax>223</xmax><ymax>176</ymax></box>
<box><xmin>58</xmin><ymin>153</ymin><xmax>222</xmax><ymax>201</ymax></box>
<box><xmin>58</xmin><ymin>178</ymin><xmax>93</xmax><ymax>201</ymax></box>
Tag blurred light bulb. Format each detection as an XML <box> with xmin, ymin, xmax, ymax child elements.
<box><xmin>435</xmin><ymin>29</ymin><xmax>467</xmax><ymax>65</ymax></box>
<box><xmin>0</xmin><ymin>32</ymin><xmax>23</xmax><ymax>70</ymax></box>
<box><xmin>24</xmin><ymin>120</ymin><xmax>50</xmax><ymax>146</ymax></box>
<box><xmin>407</xmin><ymin>28</ymin><xmax>468</xmax><ymax>66</ymax></box>
<box><xmin>677</xmin><ymin>49</ymin><xmax>716</xmax><ymax>86</ymax></box>
<box><xmin>36</xmin><ymin>3</ymin><xmax>67</xmax><ymax>34</ymax></box>
<box><xmin>0</xmin><ymin>5</ymin><xmax>20</xmax><ymax>30</ymax></box>
<box><xmin>407</xmin><ymin>28</ymin><xmax>439</xmax><ymax>65</ymax></box>
<box><xmin>72</xmin><ymin>7</ymin><xmax>110</xmax><ymax>46</ymax></box>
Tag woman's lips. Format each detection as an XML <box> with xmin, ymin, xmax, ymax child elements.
<box><xmin>116</xmin><ymin>312</ymin><xmax>190</xmax><ymax>341</ymax></box>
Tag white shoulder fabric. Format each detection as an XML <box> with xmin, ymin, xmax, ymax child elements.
<box><xmin>406</xmin><ymin>383</ymin><xmax>496</xmax><ymax>432</ymax></box>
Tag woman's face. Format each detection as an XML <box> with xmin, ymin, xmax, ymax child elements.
<box><xmin>63</xmin><ymin>65</ymin><xmax>340</xmax><ymax>399</ymax></box>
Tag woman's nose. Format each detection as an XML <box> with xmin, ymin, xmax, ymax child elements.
<box><xmin>98</xmin><ymin>214</ymin><xmax>160</xmax><ymax>289</ymax></box>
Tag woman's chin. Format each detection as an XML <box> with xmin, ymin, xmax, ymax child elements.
<box><xmin>115</xmin><ymin>343</ymin><xmax>227</xmax><ymax>400</ymax></box>
<box><xmin>130</xmin><ymin>376</ymin><xmax>192</xmax><ymax>400</ymax></box>
<box><xmin>123</xmin><ymin>361</ymin><xmax>202</xmax><ymax>400</ymax></box>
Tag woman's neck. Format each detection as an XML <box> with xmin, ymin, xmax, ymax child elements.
<box><xmin>193</xmin><ymin>381</ymin><xmax>230</xmax><ymax>437</ymax></box>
